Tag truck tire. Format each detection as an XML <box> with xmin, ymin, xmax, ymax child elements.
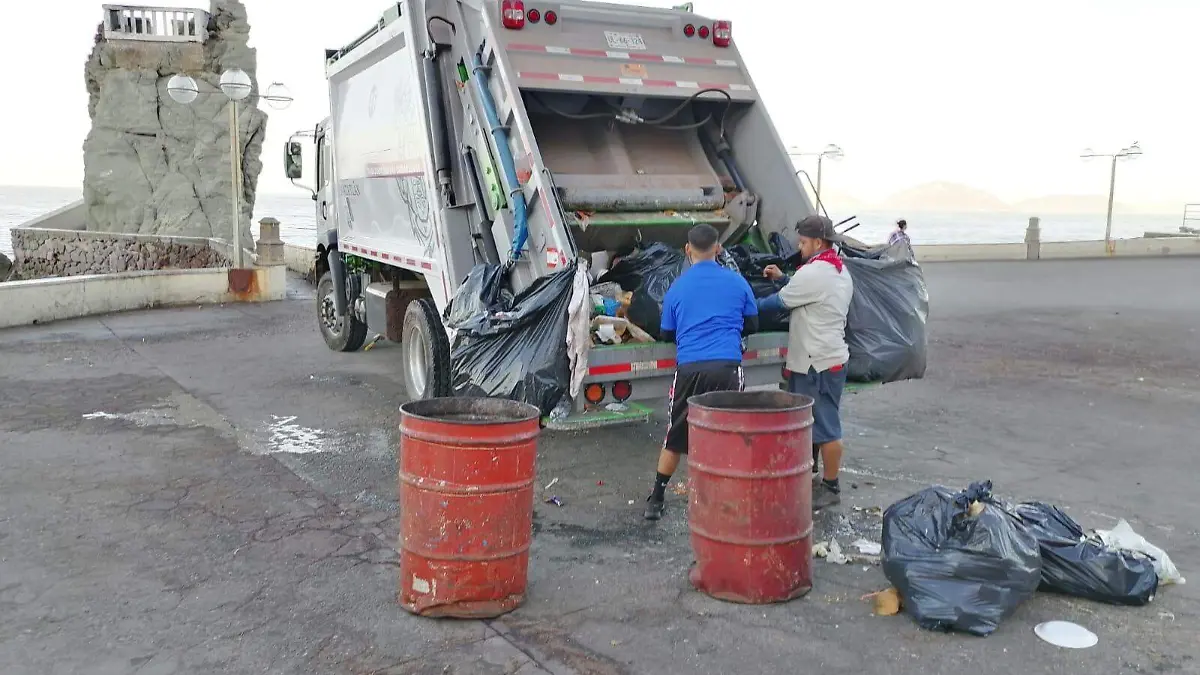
<box><xmin>402</xmin><ymin>297</ymin><xmax>452</xmax><ymax>400</ymax></box>
<box><xmin>317</xmin><ymin>270</ymin><xmax>368</xmax><ymax>352</ymax></box>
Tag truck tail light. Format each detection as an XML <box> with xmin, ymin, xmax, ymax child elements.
<box><xmin>584</xmin><ymin>383</ymin><xmax>605</xmax><ymax>404</ymax></box>
<box><xmin>527</xmin><ymin>8</ymin><xmax>540</xmax><ymax>22</ymax></box>
<box><xmin>502</xmin><ymin>0</ymin><xmax>525</xmax><ymax>29</ymax></box>
<box><xmin>697</xmin><ymin>25</ymin><xmax>709</xmax><ymax>39</ymax></box>
<box><xmin>612</xmin><ymin>381</ymin><xmax>633</xmax><ymax>402</ymax></box>
<box><xmin>683</xmin><ymin>23</ymin><xmax>695</xmax><ymax>37</ymax></box>
<box><xmin>713</xmin><ymin>20</ymin><xmax>732</xmax><ymax>47</ymax></box>
<box><xmin>544</xmin><ymin>10</ymin><xmax>557</xmax><ymax>25</ymax></box>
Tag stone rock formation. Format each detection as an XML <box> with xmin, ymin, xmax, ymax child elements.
<box><xmin>82</xmin><ymin>0</ymin><xmax>267</xmax><ymax>250</ymax></box>
<box><xmin>0</xmin><ymin>251</ymin><xmax>12</xmax><ymax>281</ymax></box>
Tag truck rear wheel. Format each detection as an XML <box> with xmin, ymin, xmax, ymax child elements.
<box><xmin>402</xmin><ymin>298</ymin><xmax>452</xmax><ymax>400</ymax></box>
<box><xmin>317</xmin><ymin>270</ymin><xmax>368</xmax><ymax>352</ymax></box>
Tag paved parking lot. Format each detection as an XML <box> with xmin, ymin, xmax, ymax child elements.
<box><xmin>1</xmin><ymin>258</ymin><xmax>1197</xmax><ymax>674</ymax></box>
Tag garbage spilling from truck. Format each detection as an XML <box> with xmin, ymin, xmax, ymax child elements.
<box><xmin>880</xmin><ymin>480</ymin><xmax>1184</xmax><ymax>636</ymax></box>
<box><xmin>445</xmin><ymin>264</ymin><xmax>577</xmax><ymax>417</ymax></box>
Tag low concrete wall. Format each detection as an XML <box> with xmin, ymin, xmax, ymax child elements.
<box><xmin>914</xmin><ymin>237</ymin><xmax>1200</xmax><ymax>263</ymax></box>
<box><xmin>913</xmin><ymin>243</ymin><xmax>1026</xmax><ymax>262</ymax></box>
<box><xmin>11</xmin><ymin>227</ymin><xmax>229</xmax><ymax>280</ymax></box>
<box><xmin>284</xmin><ymin>243</ymin><xmax>318</xmax><ymax>280</ymax></box>
<box><xmin>0</xmin><ymin>266</ymin><xmax>287</xmax><ymax>329</ymax></box>
<box><xmin>18</xmin><ymin>200</ymin><xmax>86</xmax><ymax>231</ymax></box>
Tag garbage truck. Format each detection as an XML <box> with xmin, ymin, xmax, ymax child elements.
<box><xmin>283</xmin><ymin>0</ymin><xmax>821</xmax><ymax>428</ymax></box>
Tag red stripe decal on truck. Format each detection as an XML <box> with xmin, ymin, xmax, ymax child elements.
<box><xmin>508</xmin><ymin>43</ymin><xmax>740</xmax><ymax>68</ymax></box>
<box><xmin>588</xmin><ymin>348</ymin><xmax>788</xmax><ymax>378</ymax></box>
<box><xmin>589</xmin><ymin>358</ymin><xmax>676</xmax><ymax>376</ymax></box>
<box><xmin>517</xmin><ymin>72</ymin><xmax>751</xmax><ymax>92</ymax></box>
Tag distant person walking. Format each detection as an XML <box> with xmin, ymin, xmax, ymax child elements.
<box><xmin>758</xmin><ymin>215</ymin><xmax>854</xmax><ymax>511</ymax></box>
<box><xmin>644</xmin><ymin>224</ymin><xmax>759</xmax><ymax>521</ymax></box>
<box><xmin>889</xmin><ymin>219</ymin><xmax>911</xmax><ymax>248</ymax></box>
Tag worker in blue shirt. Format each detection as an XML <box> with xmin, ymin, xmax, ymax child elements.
<box><xmin>644</xmin><ymin>224</ymin><xmax>759</xmax><ymax>521</ymax></box>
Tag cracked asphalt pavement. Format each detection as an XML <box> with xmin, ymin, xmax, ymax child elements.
<box><xmin>1</xmin><ymin>258</ymin><xmax>1197</xmax><ymax>674</ymax></box>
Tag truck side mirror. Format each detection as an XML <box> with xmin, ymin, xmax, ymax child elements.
<box><xmin>284</xmin><ymin>141</ymin><xmax>303</xmax><ymax>180</ymax></box>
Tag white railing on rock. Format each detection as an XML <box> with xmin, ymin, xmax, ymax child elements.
<box><xmin>103</xmin><ymin>4</ymin><xmax>209</xmax><ymax>43</ymax></box>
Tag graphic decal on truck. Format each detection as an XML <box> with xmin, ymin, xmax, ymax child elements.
<box><xmin>397</xmin><ymin>175</ymin><xmax>435</xmax><ymax>258</ymax></box>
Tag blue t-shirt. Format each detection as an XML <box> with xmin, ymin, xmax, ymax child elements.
<box><xmin>661</xmin><ymin>260</ymin><xmax>758</xmax><ymax>365</ymax></box>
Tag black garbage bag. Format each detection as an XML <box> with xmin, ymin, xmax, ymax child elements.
<box><xmin>446</xmin><ymin>264</ymin><xmax>575</xmax><ymax>416</ymax></box>
<box><xmin>769</xmin><ymin>231</ymin><xmax>797</xmax><ymax>261</ymax></box>
<box><xmin>882</xmin><ymin>481</ymin><xmax>1042</xmax><ymax>637</ymax></box>
<box><xmin>843</xmin><ymin>245</ymin><xmax>929</xmax><ymax>383</ymax></box>
<box><xmin>1013</xmin><ymin>502</ymin><xmax>1158</xmax><ymax>606</ymax></box>
<box><xmin>444</xmin><ymin>264</ymin><xmax>506</xmax><ymax>333</ymax></box>
<box><xmin>598</xmin><ymin>242</ymin><xmax>687</xmax><ymax>339</ymax></box>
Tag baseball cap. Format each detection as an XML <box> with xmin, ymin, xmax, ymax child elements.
<box><xmin>794</xmin><ymin>214</ymin><xmax>843</xmax><ymax>243</ymax></box>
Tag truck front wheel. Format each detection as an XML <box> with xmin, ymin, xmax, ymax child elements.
<box><xmin>317</xmin><ymin>270</ymin><xmax>368</xmax><ymax>352</ymax></box>
<box><xmin>402</xmin><ymin>298</ymin><xmax>452</xmax><ymax>400</ymax></box>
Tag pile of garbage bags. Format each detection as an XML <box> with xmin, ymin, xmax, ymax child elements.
<box><xmin>444</xmin><ymin>264</ymin><xmax>575</xmax><ymax>416</ymax></box>
<box><xmin>882</xmin><ymin>480</ymin><xmax>1181</xmax><ymax>637</ymax></box>
<box><xmin>596</xmin><ymin>243</ymin><xmax>687</xmax><ymax>340</ymax></box>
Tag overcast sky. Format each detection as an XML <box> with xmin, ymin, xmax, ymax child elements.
<box><xmin>1</xmin><ymin>0</ymin><xmax>1196</xmax><ymax>207</ymax></box>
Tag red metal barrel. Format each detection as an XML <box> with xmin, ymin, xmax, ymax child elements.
<box><xmin>686</xmin><ymin>390</ymin><xmax>815</xmax><ymax>603</ymax></box>
<box><xmin>398</xmin><ymin>397</ymin><xmax>540</xmax><ymax>618</ymax></box>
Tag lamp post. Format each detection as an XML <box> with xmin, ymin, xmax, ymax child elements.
<box><xmin>1080</xmin><ymin>142</ymin><xmax>1142</xmax><ymax>255</ymax></box>
<box><xmin>788</xmin><ymin>144</ymin><xmax>844</xmax><ymax>214</ymax></box>
<box><xmin>166</xmin><ymin>71</ymin><xmax>292</xmax><ymax>268</ymax></box>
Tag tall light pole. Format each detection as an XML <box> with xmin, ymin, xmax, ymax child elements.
<box><xmin>1080</xmin><ymin>142</ymin><xmax>1142</xmax><ymax>254</ymax></box>
<box><xmin>166</xmin><ymin>71</ymin><xmax>292</xmax><ymax>268</ymax></box>
<box><xmin>788</xmin><ymin>144</ymin><xmax>844</xmax><ymax>214</ymax></box>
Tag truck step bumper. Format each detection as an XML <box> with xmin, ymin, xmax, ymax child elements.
<box><xmin>542</xmin><ymin>401</ymin><xmax>654</xmax><ymax>431</ymax></box>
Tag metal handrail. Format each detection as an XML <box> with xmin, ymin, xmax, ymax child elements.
<box><xmin>793</xmin><ymin>169</ymin><xmax>829</xmax><ymax>219</ymax></box>
<box><xmin>103</xmin><ymin>4</ymin><xmax>209</xmax><ymax>43</ymax></box>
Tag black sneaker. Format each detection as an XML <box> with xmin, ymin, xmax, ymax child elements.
<box><xmin>644</xmin><ymin>495</ymin><xmax>665</xmax><ymax>521</ymax></box>
<box><xmin>812</xmin><ymin>483</ymin><xmax>841</xmax><ymax>511</ymax></box>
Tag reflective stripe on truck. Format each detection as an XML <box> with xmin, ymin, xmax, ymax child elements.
<box><xmin>587</xmin><ymin>348</ymin><xmax>788</xmax><ymax>377</ymax></box>
<box><xmin>508</xmin><ymin>43</ymin><xmax>740</xmax><ymax>68</ymax></box>
<box><xmin>517</xmin><ymin>72</ymin><xmax>752</xmax><ymax>91</ymax></box>
<box><xmin>341</xmin><ymin>242</ymin><xmax>434</xmax><ymax>271</ymax></box>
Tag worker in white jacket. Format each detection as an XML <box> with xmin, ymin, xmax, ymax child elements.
<box><xmin>757</xmin><ymin>215</ymin><xmax>854</xmax><ymax>510</ymax></box>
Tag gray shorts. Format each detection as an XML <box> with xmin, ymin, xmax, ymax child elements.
<box><xmin>787</xmin><ymin>366</ymin><xmax>847</xmax><ymax>445</ymax></box>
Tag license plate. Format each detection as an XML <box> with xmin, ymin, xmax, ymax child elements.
<box><xmin>604</xmin><ymin>31</ymin><xmax>647</xmax><ymax>51</ymax></box>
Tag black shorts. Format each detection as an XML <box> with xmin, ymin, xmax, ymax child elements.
<box><xmin>663</xmin><ymin>361</ymin><xmax>745</xmax><ymax>454</ymax></box>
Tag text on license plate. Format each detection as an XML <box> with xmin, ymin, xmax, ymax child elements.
<box><xmin>604</xmin><ymin>31</ymin><xmax>647</xmax><ymax>51</ymax></box>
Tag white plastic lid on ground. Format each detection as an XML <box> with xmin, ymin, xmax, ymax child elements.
<box><xmin>1034</xmin><ymin>621</ymin><xmax>1099</xmax><ymax>649</ymax></box>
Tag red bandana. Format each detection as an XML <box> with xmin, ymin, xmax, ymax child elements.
<box><xmin>806</xmin><ymin>248</ymin><xmax>844</xmax><ymax>273</ymax></box>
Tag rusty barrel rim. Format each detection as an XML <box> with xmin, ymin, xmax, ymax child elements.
<box><xmin>400</xmin><ymin>397</ymin><xmax>541</xmax><ymax>425</ymax></box>
<box><xmin>688</xmin><ymin>390</ymin><xmax>814</xmax><ymax>415</ymax></box>
<box><xmin>687</xmin><ymin>391</ymin><xmax>814</xmax><ymax>435</ymax></box>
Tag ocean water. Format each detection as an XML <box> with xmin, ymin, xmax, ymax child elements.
<box><xmin>0</xmin><ymin>184</ymin><xmax>1185</xmax><ymax>258</ymax></box>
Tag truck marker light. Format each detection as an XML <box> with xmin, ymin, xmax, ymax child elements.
<box><xmin>543</xmin><ymin>10</ymin><xmax>558</xmax><ymax>25</ymax></box>
<box><xmin>612</xmin><ymin>381</ymin><xmax>633</xmax><ymax>402</ymax></box>
<box><xmin>697</xmin><ymin>25</ymin><xmax>709</xmax><ymax>39</ymax></box>
<box><xmin>585</xmin><ymin>383</ymin><xmax>606</xmax><ymax>404</ymax></box>
<box><xmin>527</xmin><ymin>8</ymin><xmax>540</xmax><ymax>23</ymax></box>
<box><xmin>683</xmin><ymin>23</ymin><xmax>695</xmax><ymax>37</ymax></box>
<box><xmin>712</xmin><ymin>20</ymin><xmax>732</xmax><ymax>47</ymax></box>
<box><xmin>502</xmin><ymin>0</ymin><xmax>525</xmax><ymax>29</ymax></box>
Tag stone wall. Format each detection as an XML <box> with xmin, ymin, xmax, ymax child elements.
<box><xmin>11</xmin><ymin>228</ymin><xmax>229</xmax><ymax>280</ymax></box>
<box><xmin>83</xmin><ymin>0</ymin><xmax>266</xmax><ymax>250</ymax></box>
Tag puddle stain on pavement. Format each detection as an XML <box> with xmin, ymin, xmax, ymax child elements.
<box><xmin>263</xmin><ymin>415</ymin><xmax>330</xmax><ymax>455</ymax></box>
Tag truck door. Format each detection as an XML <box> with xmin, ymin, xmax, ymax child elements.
<box><xmin>315</xmin><ymin>127</ymin><xmax>334</xmax><ymax>232</ymax></box>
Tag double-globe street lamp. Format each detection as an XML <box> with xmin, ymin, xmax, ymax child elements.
<box><xmin>166</xmin><ymin>69</ymin><xmax>293</xmax><ymax>268</ymax></box>
<box><xmin>788</xmin><ymin>144</ymin><xmax>844</xmax><ymax>215</ymax></box>
<box><xmin>1080</xmin><ymin>142</ymin><xmax>1142</xmax><ymax>254</ymax></box>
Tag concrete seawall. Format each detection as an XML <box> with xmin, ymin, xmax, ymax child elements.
<box><xmin>279</xmin><ymin>237</ymin><xmax>1200</xmax><ymax>280</ymax></box>
<box><xmin>0</xmin><ymin>266</ymin><xmax>287</xmax><ymax>329</ymax></box>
